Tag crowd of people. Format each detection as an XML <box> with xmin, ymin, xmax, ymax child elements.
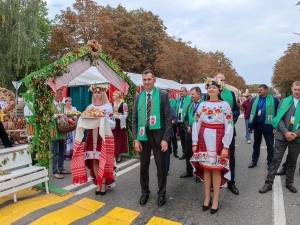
<box><xmin>1</xmin><ymin>69</ymin><xmax>299</xmax><ymax>215</ymax></box>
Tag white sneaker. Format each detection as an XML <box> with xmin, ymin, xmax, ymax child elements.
<box><xmin>247</xmin><ymin>140</ymin><xmax>251</xmax><ymax>144</ymax></box>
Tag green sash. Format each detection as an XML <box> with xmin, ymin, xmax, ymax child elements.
<box><xmin>249</xmin><ymin>94</ymin><xmax>275</xmax><ymax>125</ymax></box>
<box><xmin>169</xmin><ymin>98</ymin><xmax>176</xmax><ymax>111</ymax></box>
<box><xmin>271</xmin><ymin>96</ymin><xmax>300</xmax><ymax>131</ymax></box>
<box><xmin>187</xmin><ymin>98</ymin><xmax>204</xmax><ymax>126</ymax></box>
<box><xmin>221</xmin><ymin>88</ymin><xmax>233</xmax><ymax>109</ymax></box>
<box><xmin>51</xmin><ymin>102</ymin><xmax>66</xmax><ymax>141</ymax></box>
<box><xmin>176</xmin><ymin>95</ymin><xmax>192</xmax><ymax>120</ymax></box>
<box><xmin>137</xmin><ymin>87</ymin><xmax>161</xmax><ymax>141</ymax></box>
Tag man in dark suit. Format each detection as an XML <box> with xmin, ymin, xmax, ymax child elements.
<box><xmin>259</xmin><ymin>81</ymin><xmax>300</xmax><ymax>194</ymax></box>
<box><xmin>132</xmin><ymin>69</ymin><xmax>172</xmax><ymax>206</ymax></box>
<box><xmin>248</xmin><ymin>84</ymin><xmax>279</xmax><ymax>169</ymax></box>
<box><xmin>215</xmin><ymin>74</ymin><xmax>240</xmax><ymax>195</ymax></box>
<box><xmin>180</xmin><ymin>86</ymin><xmax>203</xmax><ymax>180</ymax></box>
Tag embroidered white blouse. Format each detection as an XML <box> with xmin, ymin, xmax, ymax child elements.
<box><xmin>192</xmin><ymin>101</ymin><xmax>234</xmax><ymax>148</ymax></box>
<box><xmin>87</xmin><ymin>104</ymin><xmax>116</xmax><ymax>129</ymax></box>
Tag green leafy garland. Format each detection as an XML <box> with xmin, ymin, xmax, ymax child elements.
<box><xmin>20</xmin><ymin>41</ymin><xmax>137</xmax><ymax>167</ymax></box>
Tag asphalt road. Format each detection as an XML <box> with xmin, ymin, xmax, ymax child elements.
<box><xmin>6</xmin><ymin>117</ymin><xmax>300</xmax><ymax>225</ymax></box>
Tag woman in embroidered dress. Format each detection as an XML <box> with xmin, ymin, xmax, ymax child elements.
<box><xmin>190</xmin><ymin>77</ymin><xmax>234</xmax><ymax>214</ymax></box>
<box><xmin>84</xmin><ymin>84</ymin><xmax>116</xmax><ymax>195</ymax></box>
<box><xmin>64</xmin><ymin>97</ymin><xmax>77</xmax><ymax>160</ymax></box>
<box><xmin>112</xmin><ymin>91</ymin><xmax>128</xmax><ymax>163</ymax></box>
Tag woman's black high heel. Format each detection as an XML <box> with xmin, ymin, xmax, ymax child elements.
<box><xmin>210</xmin><ymin>202</ymin><xmax>219</xmax><ymax>214</ymax></box>
<box><xmin>202</xmin><ymin>196</ymin><xmax>212</xmax><ymax>211</ymax></box>
<box><xmin>100</xmin><ymin>181</ymin><xmax>107</xmax><ymax>196</ymax></box>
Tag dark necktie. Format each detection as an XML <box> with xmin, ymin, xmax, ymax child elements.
<box><xmin>146</xmin><ymin>93</ymin><xmax>151</xmax><ymax>126</ymax></box>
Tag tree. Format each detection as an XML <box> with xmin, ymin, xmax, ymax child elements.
<box><xmin>272</xmin><ymin>43</ymin><xmax>300</xmax><ymax>94</ymax></box>
<box><xmin>0</xmin><ymin>0</ymin><xmax>51</xmax><ymax>91</ymax></box>
<box><xmin>154</xmin><ymin>37</ymin><xmax>200</xmax><ymax>83</ymax></box>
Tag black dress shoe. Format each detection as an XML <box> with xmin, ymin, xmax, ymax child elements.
<box><xmin>195</xmin><ymin>176</ymin><xmax>201</xmax><ymax>183</ymax></box>
<box><xmin>95</xmin><ymin>191</ymin><xmax>101</xmax><ymax>195</ymax></box>
<box><xmin>140</xmin><ymin>195</ymin><xmax>149</xmax><ymax>205</ymax></box>
<box><xmin>259</xmin><ymin>184</ymin><xmax>272</xmax><ymax>193</ymax></box>
<box><xmin>179</xmin><ymin>154</ymin><xmax>186</xmax><ymax>160</ymax></box>
<box><xmin>286</xmin><ymin>184</ymin><xmax>297</xmax><ymax>193</ymax></box>
<box><xmin>173</xmin><ymin>153</ymin><xmax>179</xmax><ymax>158</ymax></box>
<box><xmin>276</xmin><ymin>169</ymin><xmax>286</xmax><ymax>175</ymax></box>
<box><xmin>180</xmin><ymin>172</ymin><xmax>193</xmax><ymax>178</ymax></box>
<box><xmin>210</xmin><ymin>202</ymin><xmax>219</xmax><ymax>214</ymax></box>
<box><xmin>158</xmin><ymin>196</ymin><xmax>166</xmax><ymax>206</ymax></box>
<box><xmin>248</xmin><ymin>162</ymin><xmax>257</xmax><ymax>168</ymax></box>
<box><xmin>202</xmin><ymin>197</ymin><xmax>212</xmax><ymax>211</ymax></box>
<box><xmin>228</xmin><ymin>184</ymin><xmax>239</xmax><ymax>195</ymax></box>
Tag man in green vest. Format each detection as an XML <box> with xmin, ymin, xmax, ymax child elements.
<box><xmin>259</xmin><ymin>81</ymin><xmax>300</xmax><ymax>194</ymax></box>
<box><xmin>168</xmin><ymin>91</ymin><xmax>179</xmax><ymax>158</ymax></box>
<box><xmin>180</xmin><ymin>86</ymin><xmax>203</xmax><ymax>180</ymax></box>
<box><xmin>215</xmin><ymin>73</ymin><xmax>240</xmax><ymax>195</ymax></box>
<box><xmin>247</xmin><ymin>84</ymin><xmax>279</xmax><ymax>169</ymax></box>
<box><xmin>51</xmin><ymin>88</ymin><xmax>68</xmax><ymax>179</ymax></box>
<box><xmin>175</xmin><ymin>87</ymin><xmax>192</xmax><ymax>160</ymax></box>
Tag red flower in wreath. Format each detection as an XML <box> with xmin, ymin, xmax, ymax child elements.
<box><xmin>34</xmin><ymin>118</ymin><xmax>39</xmax><ymax>122</ymax></box>
<box><xmin>90</xmin><ymin>43</ymin><xmax>95</xmax><ymax>48</ymax></box>
<box><xmin>207</xmin><ymin>109</ymin><xmax>214</xmax><ymax>115</ymax></box>
<box><xmin>120</xmin><ymin>68</ymin><xmax>123</xmax><ymax>73</ymax></box>
<box><xmin>56</xmin><ymin>64</ymin><xmax>62</xmax><ymax>69</ymax></box>
<box><xmin>220</xmin><ymin>158</ymin><xmax>226</xmax><ymax>165</ymax></box>
<box><xmin>76</xmin><ymin>50</ymin><xmax>80</xmax><ymax>54</ymax></box>
<box><xmin>33</xmin><ymin>80</ymin><xmax>39</xmax><ymax>85</ymax></box>
<box><xmin>39</xmin><ymin>98</ymin><xmax>44</xmax><ymax>103</ymax></box>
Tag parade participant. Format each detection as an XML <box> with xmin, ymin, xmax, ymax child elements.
<box><xmin>64</xmin><ymin>97</ymin><xmax>77</xmax><ymax>160</ymax></box>
<box><xmin>180</xmin><ymin>87</ymin><xmax>203</xmax><ymax>179</ymax></box>
<box><xmin>84</xmin><ymin>83</ymin><xmax>116</xmax><ymax>195</ymax></box>
<box><xmin>215</xmin><ymin>73</ymin><xmax>240</xmax><ymax>195</ymax></box>
<box><xmin>248</xmin><ymin>84</ymin><xmax>279</xmax><ymax>169</ymax></box>
<box><xmin>259</xmin><ymin>81</ymin><xmax>300</xmax><ymax>194</ymax></box>
<box><xmin>162</xmin><ymin>89</ymin><xmax>177</xmax><ymax>174</ymax></box>
<box><xmin>112</xmin><ymin>90</ymin><xmax>128</xmax><ymax>163</ymax></box>
<box><xmin>241</xmin><ymin>94</ymin><xmax>252</xmax><ymax>144</ymax></box>
<box><xmin>132</xmin><ymin>69</ymin><xmax>172</xmax><ymax>206</ymax></box>
<box><xmin>51</xmin><ymin>88</ymin><xmax>69</xmax><ymax>179</ymax></box>
<box><xmin>176</xmin><ymin>87</ymin><xmax>192</xmax><ymax>159</ymax></box>
<box><xmin>190</xmin><ymin>77</ymin><xmax>233</xmax><ymax>214</ymax></box>
<box><xmin>168</xmin><ymin>90</ymin><xmax>179</xmax><ymax>158</ymax></box>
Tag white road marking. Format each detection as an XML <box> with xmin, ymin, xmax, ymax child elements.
<box><xmin>273</xmin><ymin>176</ymin><xmax>286</xmax><ymax>225</ymax></box>
<box><xmin>73</xmin><ymin>156</ymin><xmax>154</xmax><ymax>195</ymax></box>
<box><xmin>63</xmin><ymin>159</ymin><xmax>138</xmax><ymax>191</ymax></box>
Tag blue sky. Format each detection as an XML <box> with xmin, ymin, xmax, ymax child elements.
<box><xmin>45</xmin><ymin>0</ymin><xmax>300</xmax><ymax>86</ymax></box>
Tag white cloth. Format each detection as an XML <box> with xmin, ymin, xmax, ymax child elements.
<box><xmin>113</xmin><ymin>101</ymin><xmax>128</xmax><ymax>129</ymax></box>
<box><xmin>294</xmin><ymin>97</ymin><xmax>299</xmax><ymax>108</ymax></box>
<box><xmin>192</xmin><ymin>101</ymin><xmax>234</xmax><ymax>148</ymax></box>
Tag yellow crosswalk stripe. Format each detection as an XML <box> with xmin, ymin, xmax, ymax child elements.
<box><xmin>0</xmin><ymin>188</ymin><xmax>41</xmax><ymax>205</ymax></box>
<box><xmin>146</xmin><ymin>216</ymin><xmax>182</xmax><ymax>225</ymax></box>
<box><xmin>89</xmin><ymin>207</ymin><xmax>140</xmax><ymax>225</ymax></box>
<box><xmin>30</xmin><ymin>198</ymin><xmax>104</xmax><ymax>225</ymax></box>
<box><xmin>0</xmin><ymin>192</ymin><xmax>74</xmax><ymax>225</ymax></box>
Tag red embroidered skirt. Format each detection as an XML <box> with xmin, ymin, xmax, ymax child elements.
<box><xmin>190</xmin><ymin>123</ymin><xmax>230</xmax><ymax>189</ymax></box>
<box><xmin>112</xmin><ymin>120</ymin><xmax>128</xmax><ymax>156</ymax></box>
<box><xmin>84</xmin><ymin>129</ymin><xmax>116</xmax><ymax>187</ymax></box>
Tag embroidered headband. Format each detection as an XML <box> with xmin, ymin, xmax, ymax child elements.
<box><xmin>88</xmin><ymin>83</ymin><xmax>109</xmax><ymax>92</ymax></box>
<box><xmin>204</xmin><ymin>77</ymin><xmax>224</xmax><ymax>91</ymax></box>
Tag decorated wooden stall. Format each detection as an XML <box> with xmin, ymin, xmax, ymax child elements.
<box><xmin>20</xmin><ymin>40</ymin><xmax>137</xmax><ymax>194</ymax></box>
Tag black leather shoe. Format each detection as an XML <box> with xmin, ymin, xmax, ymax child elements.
<box><xmin>248</xmin><ymin>162</ymin><xmax>257</xmax><ymax>168</ymax></box>
<box><xmin>259</xmin><ymin>184</ymin><xmax>272</xmax><ymax>193</ymax></box>
<box><xmin>140</xmin><ymin>195</ymin><xmax>149</xmax><ymax>205</ymax></box>
<box><xmin>180</xmin><ymin>172</ymin><xmax>193</xmax><ymax>178</ymax></box>
<box><xmin>276</xmin><ymin>169</ymin><xmax>286</xmax><ymax>175</ymax></box>
<box><xmin>195</xmin><ymin>176</ymin><xmax>201</xmax><ymax>183</ymax></box>
<box><xmin>210</xmin><ymin>202</ymin><xmax>219</xmax><ymax>214</ymax></box>
<box><xmin>286</xmin><ymin>184</ymin><xmax>297</xmax><ymax>193</ymax></box>
<box><xmin>202</xmin><ymin>196</ymin><xmax>212</xmax><ymax>211</ymax></box>
<box><xmin>228</xmin><ymin>184</ymin><xmax>239</xmax><ymax>195</ymax></box>
<box><xmin>173</xmin><ymin>153</ymin><xmax>179</xmax><ymax>158</ymax></box>
<box><xmin>158</xmin><ymin>196</ymin><xmax>166</xmax><ymax>206</ymax></box>
<box><xmin>179</xmin><ymin>154</ymin><xmax>186</xmax><ymax>160</ymax></box>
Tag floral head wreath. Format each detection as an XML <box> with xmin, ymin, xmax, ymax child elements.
<box><xmin>88</xmin><ymin>83</ymin><xmax>109</xmax><ymax>92</ymax></box>
<box><xmin>204</xmin><ymin>77</ymin><xmax>225</xmax><ymax>91</ymax></box>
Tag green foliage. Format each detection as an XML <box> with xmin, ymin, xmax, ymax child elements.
<box><xmin>0</xmin><ymin>0</ymin><xmax>51</xmax><ymax>91</ymax></box>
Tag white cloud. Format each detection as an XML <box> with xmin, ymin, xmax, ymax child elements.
<box><xmin>45</xmin><ymin>0</ymin><xmax>300</xmax><ymax>86</ymax></box>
